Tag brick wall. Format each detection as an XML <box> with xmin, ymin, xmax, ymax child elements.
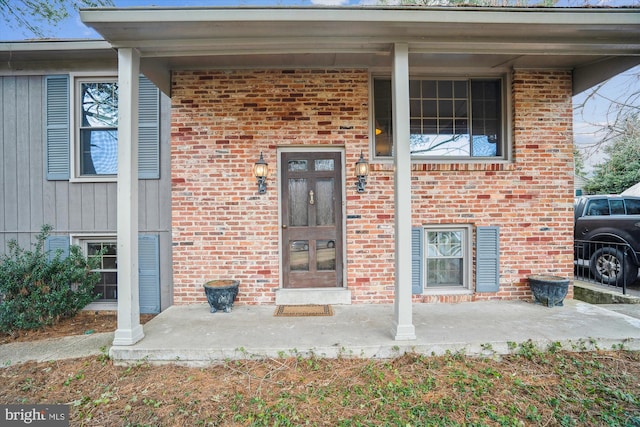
<box><xmin>171</xmin><ymin>68</ymin><xmax>574</xmax><ymax>305</ymax></box>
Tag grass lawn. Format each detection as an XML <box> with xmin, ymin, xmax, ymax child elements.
<box><xmin>0</xmin><ymin>340</ymin><xmax>639</xmax><ymax>426</ymax></box>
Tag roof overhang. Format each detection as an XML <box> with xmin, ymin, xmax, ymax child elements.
<box><xmin>78</xmin><ymin>7</ymin><xmax>640</xmax><ymax>95</ymax></box>
<box><xmin>3</xmin><ymin>7</ymin><xmax>638</xmax><ymax>96</ymax></box>
<box><xmin>0</xmin><ymin>40</ymin><xmax>116</xmax><ymax>74</ymax></box>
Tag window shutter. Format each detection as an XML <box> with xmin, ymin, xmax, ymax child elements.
<box><xmin>411</xmin><ymin>227</ymin><xmax>423</xmax><ymax>294</ymax></box>
<box><xmin>476</xmin><ymin>226</ymin><xmax>500</xmax><ymax>293</ymax></box>
<box><xmin>45</xmin><ymin>235</ymin><xmax>70</xmax><ymax>261</ymax></box>
<box><xmin>138</xmin><ymin>76</ymin><xmax>160</xmax><ymax>179</ymax></box>
<box><xmin>138</xmin><ymin>234</ymin><xmax>160</xmax><ymax>314</ymax></box>
<box><xmin>45</xmin><ymin>76</ymin><xmax>70</xmax><ymax>180</ymax></box>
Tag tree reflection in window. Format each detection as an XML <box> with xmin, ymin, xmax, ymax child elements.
<box><xmin>374</xmin><ymin>78</ymin><xmax>502</xmax><ymax>158</ymax></box>
<box><xmin>80</xmin><ymin>81</ymin><xmax>118</xmax><ymax>175</ymax></box>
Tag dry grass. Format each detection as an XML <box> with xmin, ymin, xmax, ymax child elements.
<box><xmin>0</xmin><ymin>315</ymin><xmax>639</xmax><ymax>426</ymax></box>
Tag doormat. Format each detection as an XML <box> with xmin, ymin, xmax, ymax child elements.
<box><xmin>274</xmin><ymin>305</ymin><xmax>333</xmax><ymax>317</ymax></box>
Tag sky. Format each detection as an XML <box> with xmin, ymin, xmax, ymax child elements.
<box><xmin>573</xmin><ymin>68</ymin><xmax>640</xmax><ymax>173</ymax></box>
<box><xmin>1</xmin><ymin>0</ymin><xmax>638</xmax><ymax>175</ymax></box>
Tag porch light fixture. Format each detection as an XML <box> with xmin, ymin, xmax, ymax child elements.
<box><xmin>254</xmin><ymin>152</ymin><xmax>268</xmax><ymax>194</ymax></box>
<box><xmin>355</xmin><ymin>151</ymin><xmax>369</xmax><ymax>193</ymax></box>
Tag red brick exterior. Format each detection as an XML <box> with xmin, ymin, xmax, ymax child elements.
<box><xmin>170</xmin><ymin>69</ymin><xmax>574</xmax><ymax>305</ymax></box>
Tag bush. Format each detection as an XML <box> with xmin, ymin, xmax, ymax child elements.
<box><xmin>0</xmin><ymin>225</ymin><xmax>100</xmax><ymax>334</ymax></box>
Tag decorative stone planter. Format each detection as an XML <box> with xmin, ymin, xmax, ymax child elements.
<box><xmin>528</xmin><ymin>275</ymin><xmax>569</xmax><ymax>307</ymax></box>
<box><xmin>203</xmin><ymin>280</ymin><xmax>239</xmax><ymax>313</ymax></box>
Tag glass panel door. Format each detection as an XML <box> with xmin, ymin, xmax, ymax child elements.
<box><xmin>281</xmin><ymin>152</ymin><xmax>343</xmax><ymax>288</ymax></box>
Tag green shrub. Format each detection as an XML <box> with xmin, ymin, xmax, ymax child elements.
<box><xmin>0</xmin><ymin>225</ymin><xmax>100</xmax><ymax>334</ymax></box>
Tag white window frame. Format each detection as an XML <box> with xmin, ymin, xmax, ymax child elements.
<box><xmin>422</xmin><ymin>224</ymin><xmax>473</xmax><ymax>294</ymax></box>
<box><xmin>69</xmin><ymin>73</ymin><xmax>118</xmax><ymax>183</ymax></box>
<box><xmin>72</xmin><ymin>234</ymin><xmax>118</xmax><ymax>310</ymax></box>
<box><xmin>370</xmin><ymin>73</ymin><xmax>512</xmax><ymax>164</ymax></box>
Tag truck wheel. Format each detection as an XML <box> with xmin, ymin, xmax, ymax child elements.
<box><xmin>589</xmin><ymin>247</ymin><xmax>638</xmax><ymax>287</ymax></box>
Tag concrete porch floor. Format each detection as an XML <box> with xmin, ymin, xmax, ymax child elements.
<box><xmin>110</xmin><ymin>299</ymin><xmax>640</xmax><ymax>366</ymax></box>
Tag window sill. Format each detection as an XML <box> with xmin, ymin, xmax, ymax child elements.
<box><xmin>423</xmin><ymin>288</ymin><xmax>473</xmax><ymax>296</ymax></box>
<box><xmin>371</xmin><ymin>161</ymin><xmax>515</xmax><ymax>173</ymax></box>
<box><xmin>84</xmin><ymin>301</ymin><xmax>117</xmax><ymax>312</ymax></box>
<box><xmin>70</xmin><ymin>176</ymin><xmax>117</xmax><ymax>184</ymax></box>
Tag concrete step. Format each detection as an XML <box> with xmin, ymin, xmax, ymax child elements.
<box><xmin>573</xmin><ymin>280</ymin><xmax>640</xmax><ymax>304</ymax></box>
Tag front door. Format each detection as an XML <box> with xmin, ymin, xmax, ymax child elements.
<box><xmin>281</xmin><ymin>151</ymin><xmax>343</xmax><ymax>288</ymax></box>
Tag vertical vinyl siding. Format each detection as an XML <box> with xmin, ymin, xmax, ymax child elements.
<box><xmin>107</xmin><ymin>183</ymin><xmax>118</xmax><ymax>230</ymax></box>
<box><xmin>157</xmin><ymin>95</ymin><xmax>173</xmax><ymax>237</ymax></box>
<box><xmin>157</xmin><ymin>94</ymin><xmax>174</xmax><ymax>310</ymax></box>
<box><xmin>81</xmin><ymin>184</ymin><xmax>95</xmax><ymax>230</ymax></box>
<box><xmin>17</xmin><ymin>77</ymin><xmax>31</xmax><ymax>234</ymax></box>
<box><xmin>52</xmin><ymin>182</ymin><xmax>69</xmax><ymax>232</ymax></box>
<box><xmin>3</xmin><ymin>77</ymin><xmax>18</xmax><ymax>241</ymax></box>
<box><xmin>1</xmin><ymin>75</ymin><xmax>173</xmax><ymax>310</ymax></box>
<box><xmin>68</xmin><ymin>182</ymin><xmax>83</xmax><ymax>229</ymax></box>
<box><xmin>93</xmin><ymin>183</ymin><xmax>109</xmax><ymax>229</ymax></box>
<box><xmin>0</xmin><ymin>79</ymin><xmax>4</xmax><ymax>237</ymax></box>
<box><xmin>28</xmin><ymin>77</ymin><xmax>45</xmax><ymax>231</ymax></box>
<box><xmin>0</xmin><ymin>79</ymin><xmax>8</xmax><ymax>238</ymax></box>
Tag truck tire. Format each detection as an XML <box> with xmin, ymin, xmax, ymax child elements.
<box><xmin>589</xmin><ymin>247</ymin><xmax>639</xmax><ymax>287</ymax></box>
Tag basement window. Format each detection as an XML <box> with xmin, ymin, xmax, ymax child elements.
<box><xmin>77</xmin><ymin>238</ymin><xmax>118</xmax><ymax>302</ymax></box>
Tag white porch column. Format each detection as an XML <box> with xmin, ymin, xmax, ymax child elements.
<box><xmin>113</xmin><ymin>47</ymin><xmax>144</xmax><ymax>346</ymax></box>
<box><xmin>391</xmin><ymin>43</ymin><xmax>416</xmax><ymax>340</ymax></box>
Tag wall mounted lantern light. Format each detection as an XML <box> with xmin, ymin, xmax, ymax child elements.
<box><xmin>254</xmin><ymin>152</ymin><xmax>268</xmax><ymax>194</ymax></box>
<box><xmin>355</xmin><ymin>151</ymin><xmax>369</xmax><ymax>193</ymax></box>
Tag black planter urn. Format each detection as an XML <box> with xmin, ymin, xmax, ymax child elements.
<box><xmin>528</xmin><ymin>275</ymin><xmax>569</xmax><ymax>307</ymax></box>
<box><xmin>203</xmin><ymin>280</ymin><xmax>239</xmax><ymax>313</ymax></box>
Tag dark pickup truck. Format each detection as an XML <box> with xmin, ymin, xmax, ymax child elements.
<box><xmin>574</xmin><ymin>195</ymin><xmax>640</xmax><ymax>286</ymax></box>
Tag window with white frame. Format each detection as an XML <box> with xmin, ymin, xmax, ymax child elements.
<box><xmin>81</xmin><ymin>239</ymin><xmax>118</xmax><ymax>301</ymax></box>
<box><xmin>424</xmin><ymin>225</ymin><xmax>471</xmax><ymax>289</ymax></box>
<box><xmin>74</xmin><ymin>77</ymin><xmax>119</xmax><ymax>177</ymax></box>
<box><xmin>46</xmin><ymin>74</ymin><xmax>159</xmax><ymax>181</ymax></box>
<box><xmin>373</xmin><ymin>77</ymin><xmax>506</xmax><ymax>160</ymax></box>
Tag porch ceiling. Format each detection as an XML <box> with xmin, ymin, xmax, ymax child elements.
<box><xmin>80</xmin><ymin>7</ymin><xmax>639</xmax><ymax>95</ymax></box>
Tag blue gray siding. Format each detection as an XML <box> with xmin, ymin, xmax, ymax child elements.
<box><xmin>0</xmin><ymin>74</ymin><xmax>173</xmax><ymax>311</ymax></box>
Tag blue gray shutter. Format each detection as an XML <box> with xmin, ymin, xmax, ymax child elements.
<box><xmin>411</xmin><ymin>227</ymin><xmax>424</xmax><ymax>294</ymax></box>
<box><xmin>138</xmin><ymin>234</ymin><xmax>160</xmax><ymax>314</ymax></box>
<box><xmin>45</xmin><ymin>76</ymin><xmax>70</xmax><ymax>180</ymax></box>
<box><xmin>476</xmin><ymin>226</ymin><xmax>500</xmax><ymax>292</ymax></box>
<box><xmin>45</xmin><ymin>235</ymin><xmax>70</xmax><ymax>261</ymax></box>
<box><xmin>138</xmin><ymin>76</ymin><xmax>160</xmax><ymax>179</ymax></box>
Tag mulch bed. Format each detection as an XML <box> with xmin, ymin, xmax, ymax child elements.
<box><xmin>0</xmin><ymin>311</ymin><xmax>155</xmax><ymax>344</ymax></box>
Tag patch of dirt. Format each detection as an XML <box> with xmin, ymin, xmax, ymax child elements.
<box><xmin>0</xmin><ymin>312</ymin><xmax>639</xmax><ymax>425</ymax></box>
<box><xmin>0</xmin><ymin>311</ymin><xmax>155</xmax><ymax>344</ymax></box>
<box><xmin>0</xmin><ymin>350</ymin><xmax>638</xmax><ymax>425</ymax></box>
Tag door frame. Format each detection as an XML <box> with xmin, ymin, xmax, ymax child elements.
<box><xmin>277</xmin><ymin>146</ymin><xmax>347</xmax><ymax>290</ymax></box>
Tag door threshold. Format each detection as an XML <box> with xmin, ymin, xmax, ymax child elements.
<box><xmin>275</xmin><ymin>288</ymin><xmax>351</xmax><ymax>305</ymax></box>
